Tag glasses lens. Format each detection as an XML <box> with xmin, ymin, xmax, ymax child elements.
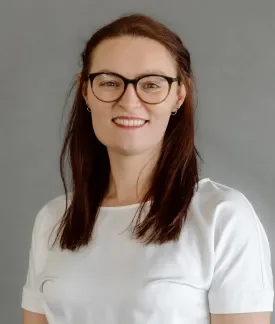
<box><xmin>137</xmin><ymin>76</ymin><xmax>169</xmax><ymax>103</ymax></box>
<box><xmin>92</xmin><ymin>74</ymin><xmax>124</xmax><ymax>102</ymax></box>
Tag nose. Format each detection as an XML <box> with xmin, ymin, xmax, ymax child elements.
<box><xmin>117</xmin><ymin>83</ymin><xmax>141</xmax><ymax>108</ymax></box>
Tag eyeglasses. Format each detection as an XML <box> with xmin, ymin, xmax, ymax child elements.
<box><xmin>88</xmin><ymin>72</ymin><xmax>179</xmax><ymax>104</ymax></box>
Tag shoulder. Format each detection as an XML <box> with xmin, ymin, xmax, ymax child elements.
<box><xmin>194</xmin><ymin>177</ymin><xmax>251</xmax><ymax>206</ymax></box>
<box><xmin>32</xmin><ymin>194</ymin><xmax>70</xmax><ymax>245</ymax></box>
<box><xmin>192</xmin><ymin>177</ymin><xmax>259</xmax><ymax>226</ymax></box>
<box><xmin>43</xmin><ymin>194</ymin><xmax>70</xmax><ymax>218</ymax></box>
<box><xmin>189</xmin><ymin>177</ymin><xmax>270</xmax><ymax>249</ymax></box>
<box><xmin>191</xmin><ymin>178</ymin><xmax>271</xmax><ymax>263</ymax></box>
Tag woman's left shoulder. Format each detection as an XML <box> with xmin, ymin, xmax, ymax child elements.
<box><xmin>191</xmin><ymin>178</ymin><xmax>272</xmax><ymax>271</ymax></box>
<box><xmin>193</xmin><ymin>177</ymin><xmax>263</xmax><ymax>228</ymax></box>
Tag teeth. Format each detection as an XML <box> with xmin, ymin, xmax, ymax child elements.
<box><xmin>113</xmin><ymin>118</ymin><xmax>146</xmax><ymax>126</ymax></box>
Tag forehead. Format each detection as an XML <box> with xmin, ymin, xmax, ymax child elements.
<box><xmin>90</xmin><ymin>36</ymin><xmax>177</xmax><ymax>77</ymax></box>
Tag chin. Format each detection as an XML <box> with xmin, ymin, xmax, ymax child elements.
<box><xmin>109</xmin><ymin>144</ymin><xmax>153</xmax><ymax>156</ymax></box>
<box><xmin>117</xmin><ymin>147</ymin><xmax>146</xmax><ymax>156</ymax></box>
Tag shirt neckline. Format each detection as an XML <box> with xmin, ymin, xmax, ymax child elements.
<box><xmin>99</xmin><ymin>177</ymin><xmax>209</xmax><ymax>211</ymax></box>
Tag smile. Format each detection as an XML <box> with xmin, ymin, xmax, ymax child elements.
<box><xmin>112</xmin><ymin>118</ymin><xmax>148</xmax><ymax>128</ymax></box>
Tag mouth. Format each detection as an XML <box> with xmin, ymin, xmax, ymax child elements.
<box><xmin>112</xmin><ymin>117</ymin><xmax>149</xmax><ymax>129</ymax></box>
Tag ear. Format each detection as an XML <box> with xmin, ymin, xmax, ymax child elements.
<box><xmin>76</xmin><ymin>73</ymin><xmax>81</xmax><ymax>85</ymax></box>
<box><xmin>175</xmin><ymin>82</ymin><xmax>187</xmax><ymax>108</ymax></box>
<box><xmin>77</xmin><ymin>73</ymin><xmax>89</xmax><ymax>103</ymax></box>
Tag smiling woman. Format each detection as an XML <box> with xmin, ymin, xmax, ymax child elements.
<box><xmin>82</xmin><ymin>35</ymin><xmax>187</xmax><ymax>159</ymax></box>
<box><xmin>22</xmin><ymin>13</ymin><xmax>273</xmax><ymax>324</ymax></box>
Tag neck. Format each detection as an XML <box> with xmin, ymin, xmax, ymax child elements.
<box><xmin>104</xmin><ymin>146</ymin><xmax>161</xmax><ymax>207</ymax></box>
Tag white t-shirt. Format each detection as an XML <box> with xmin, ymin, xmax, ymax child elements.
<box><xmin>21</xmin><ymin>178</ymin><xmax>274</xmax><ymax>324</ymax></box>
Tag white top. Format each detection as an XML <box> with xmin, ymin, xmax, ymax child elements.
<box><xmin>21</xmin><ymin>178</ymin><xmax>274</xmax><ymax>324</ymax></box>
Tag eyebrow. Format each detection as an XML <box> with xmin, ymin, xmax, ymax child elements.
<box><xmin>93</xmin><ymin>69</ymin><xmax>171</xmax><ymax>77</ymax></box>
<box><xmin>140</xmin><ymin>69</ymin><xmax>170</xmax><ymax>76</ymax></box>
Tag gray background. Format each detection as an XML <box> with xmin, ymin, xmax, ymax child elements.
<box><xmin>0</xmin><ymin>0</ymin><xmax>274</xmax><ymax>322</ymax></box>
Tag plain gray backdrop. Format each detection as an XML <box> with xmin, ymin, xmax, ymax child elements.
<box><xmin>0</xmin><ymin>0</ymin><xmax>274</xmax><ymax>323</ymax></box>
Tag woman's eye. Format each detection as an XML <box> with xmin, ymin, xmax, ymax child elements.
<box><xmin>144</xmin><ymin>83</ymin><xmax>159</xmax><ymax>89</ymax></box>
<box><xmin>100</xmin><ymin>82</ymin><xmax>118</xmax><ymax>87</ymax></box>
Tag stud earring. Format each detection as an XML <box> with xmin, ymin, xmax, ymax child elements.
<box><xmin>171</xmin><ymin>109</ymin><xmax>178</xmax><ymax>116</ymax></box>
<box><xmin>86</xmin><ymin>103</ymin><xmax>91</xmax><ymax>112</ymax></box>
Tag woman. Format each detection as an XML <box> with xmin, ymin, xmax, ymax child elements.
<box><xmin>22</xmin><ymin>14</ymin><xmax>273</xmax><ymax>324</ymax></box>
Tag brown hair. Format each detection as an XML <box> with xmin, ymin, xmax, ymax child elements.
<box><xmin>53</xmin><ymin>13</ymin><xmax>202</xmax><ymax>251</ymax></box>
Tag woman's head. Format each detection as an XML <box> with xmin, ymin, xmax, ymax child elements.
<box><xmin>78</xmin><ymin>14</ymin><xmax>193</xmax><ymax>157</ymax></box>
<box><xmin>57</xmin><ymin>14</ymin><xmax>201</xmax><ymax>250</ymax></box>
<box><xmin>82</xmin><ymin>35</ymin><xmax>187</xmax><ymax>156</ymax></box>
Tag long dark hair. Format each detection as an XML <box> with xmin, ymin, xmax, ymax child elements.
<box><xmin>53</xmin><ymin>13</ymin><xmax>202</xmax><ymax>251</ymax></box>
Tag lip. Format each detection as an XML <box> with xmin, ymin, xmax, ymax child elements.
<box><xmin>112</xmin><ymin>116</ymin><xmax>149</xmax><ymax>129</ymax></box>
<box><xmin>112</xmin><ymin>116</ymin><xmax>148</xmax><ymax>121</ymax></box>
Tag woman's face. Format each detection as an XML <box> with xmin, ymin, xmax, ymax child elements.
<box><xmin>83</xmin><ymin>36</ymin><xmax>186</xmax><ymax>156</ymax></box>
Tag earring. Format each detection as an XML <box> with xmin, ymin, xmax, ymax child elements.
<box><xmin>86</xmin><ymin>103</ymin><xmax>91</xmax><ymax>112</ymax></box>
<box><xmin>171</xmin><ymin>109</ymin><xmax>178</xmax><ymax>116</ymax></box>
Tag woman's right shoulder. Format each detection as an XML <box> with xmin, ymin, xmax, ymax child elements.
<box><xmin>32</xmin><ymin>193</ymin><xmax>71</xmax><ymax>240</ymax></box>
<box><xmin>42</xmin><ymin>193</ymin><xmax>70</xmax><ymax>217</ymax></box>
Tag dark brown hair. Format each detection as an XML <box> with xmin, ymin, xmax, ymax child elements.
<box><xmin>53</xmin><ymin>13</ymin><xmax>202</xmax><ymax>251</ymax></box>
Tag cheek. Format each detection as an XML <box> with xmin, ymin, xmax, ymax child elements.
<box><xmin>147</xmin><ymin>103</ymin><xmax>175</xmax><ymax>137</ymax></box>
<box><xmin>152</xmin><ymin>115</ymin><xmax>171</xmax><ymax>138</ymax></box>
<box><xmin>150</xmin><ymin>101</ymin><xmax>174</xmax><ymax>124</ymax></box>
<box><xmin>88</xmin><ymin>97</ymin><xmax>112</xmax><ymax>123</ymax></box>
<box><xmin>87</xmin><ymin>90</ymin><xmax>111</xmax><ymax>115</ymax></box>
<box><xmin>88</xmin><ymin>102</ymin><xmax>113</xmax><ymax>144</ymax></box>
<box><xmin>91</xmin><ymin>112</ymin><xmax>110</xmax><ymax>136</ymax></box>
<box><xmin>91</xmin><ymin>118</ymin><xmax>112</xmax><ymax>147</ymax></box>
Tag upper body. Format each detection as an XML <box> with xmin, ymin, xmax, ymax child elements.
<box><xmin>22</xmin><ymin>13</ymin><xmax>273</xmax><ymax>324</ymax></box>
<box><xmin>22</xmin><ymin>178</ymin><xmax>273</xmax><ymax>324</ymax></box>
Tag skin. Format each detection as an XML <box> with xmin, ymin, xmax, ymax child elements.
<box><xmin>82</xmin><ymin>35</ymin><xmax>186</xmax><ymax>206</ymax></box>
<box><xmin>23</xmin><ymin>310</ymin><xmax>47</xmax><ymax>324</ymax></box>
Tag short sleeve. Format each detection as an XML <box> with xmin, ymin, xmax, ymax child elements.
<box><xmin>21</xmin><ymin>205</ymin><xmax>49</xmax><ymax>314</ymax></box>
<box><xmin>208</xmin><ymin>191</ymin><xmax>274</xmax><ymax>314</ymax></box>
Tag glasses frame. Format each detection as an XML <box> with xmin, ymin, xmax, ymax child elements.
<box><xmin>88</xmin><ymin>72</ymin><xmax>179</xmax><ymax>104</ymax></box>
